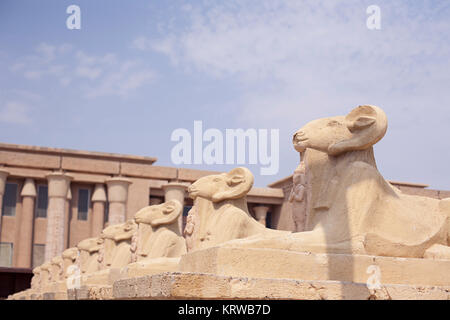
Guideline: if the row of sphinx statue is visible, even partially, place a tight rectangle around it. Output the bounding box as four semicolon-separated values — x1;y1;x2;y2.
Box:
25;105;450;297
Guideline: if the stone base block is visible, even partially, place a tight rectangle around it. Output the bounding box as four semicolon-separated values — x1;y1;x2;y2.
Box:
9;289;39;300
80;267;131;287
36;281;69;300
42;291;68;300
67;285;113;300
30;292;43;300
179;247;450;287
113;272;450;300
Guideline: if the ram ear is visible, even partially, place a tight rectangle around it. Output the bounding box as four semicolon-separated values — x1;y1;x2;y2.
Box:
211;167;254;202
347;116;376;132
113;221;136;241
150;200;182;227
328;105;387;155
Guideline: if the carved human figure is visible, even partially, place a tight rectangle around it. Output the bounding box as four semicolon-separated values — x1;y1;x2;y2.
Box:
184;207;197;252
288;161;307;232
186;167;288;251
224;105;450;259
77;237;103;274
98;219;137;269
132;199;186;260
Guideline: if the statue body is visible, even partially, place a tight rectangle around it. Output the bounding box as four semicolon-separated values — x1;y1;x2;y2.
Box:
123;200;187;278
99;220;137;269
62;247;79;279
77;238;102;274
133;199;186;261
30;267;41;292
224;105;450;259
186;167;289;252
50;256;64;282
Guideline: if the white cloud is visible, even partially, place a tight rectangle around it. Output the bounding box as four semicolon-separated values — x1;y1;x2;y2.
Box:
76;66;102;79
35;43;57;62
23;70;42;80
148;1;450;125
84;64;155;98
0;101;32;125
9;44;155;99
148;0;450;188
132;36;152;51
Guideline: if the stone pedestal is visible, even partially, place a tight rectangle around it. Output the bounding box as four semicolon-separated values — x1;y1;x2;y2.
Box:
112;272;450;300
162;182;187;234
179;247;450;287
45;172;73;261
253;206;269;226
106;177;131;225
17;179;37;268
91;184;106;236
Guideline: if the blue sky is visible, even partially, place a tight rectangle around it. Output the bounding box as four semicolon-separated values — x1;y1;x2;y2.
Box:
1;0;450;189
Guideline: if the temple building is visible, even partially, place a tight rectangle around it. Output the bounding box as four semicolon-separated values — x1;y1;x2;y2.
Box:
1;141;448;271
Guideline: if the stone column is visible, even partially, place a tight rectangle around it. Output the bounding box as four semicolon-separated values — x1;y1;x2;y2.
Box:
45;172;73;261
253;205;270;227
0;168;9;238
64;187;72;250
106;177;131;225
16;178;37;268
91;184;106;237
162;182;187;234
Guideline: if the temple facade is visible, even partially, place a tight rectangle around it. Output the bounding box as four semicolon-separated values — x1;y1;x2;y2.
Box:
0;142;284;269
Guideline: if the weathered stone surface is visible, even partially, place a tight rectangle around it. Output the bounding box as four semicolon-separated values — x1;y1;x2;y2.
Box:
67;285;113;300
61;156;120;175
120;163;177;180
179;247;450;287
177;168;220;182
42;291;68;300
113;272;450;300
0;150;60;169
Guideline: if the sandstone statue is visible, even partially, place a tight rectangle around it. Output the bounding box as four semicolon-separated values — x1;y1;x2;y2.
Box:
76;220;137;287
223;105;450;259
50;256;64;282
77;237;102;274
186;167;288;251
62;247;79;278
98;219;137;269
133;199;186;260
39;261;52;290
123;199;187;278
30;266;41;291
